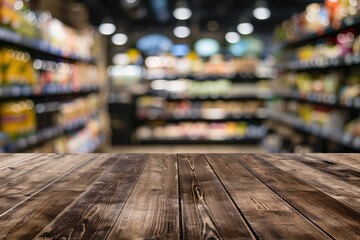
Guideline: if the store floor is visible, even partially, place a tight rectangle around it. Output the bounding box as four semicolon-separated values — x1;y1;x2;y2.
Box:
110;145;265;153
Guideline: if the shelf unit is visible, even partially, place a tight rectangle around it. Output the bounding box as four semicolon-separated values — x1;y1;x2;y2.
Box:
145;74;272;82
0;28;95;63
283;16;360;49
268;16;360;153
0;26;107;153
134;75;271;144
275;90;360;109
268;112;360;151
0;85;100;99
278;53;360;72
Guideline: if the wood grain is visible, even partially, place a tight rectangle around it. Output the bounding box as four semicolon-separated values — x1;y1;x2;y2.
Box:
0;153;359;240
205;154;331;240
261;153;360;211
178;154;255;240
0;154;95;216
0;153;44;170
0;154;60;188
233;153;360;239
0;154;116;240
37;154;149;240
316;153;360;171
295;154;360;187
107;154;179;239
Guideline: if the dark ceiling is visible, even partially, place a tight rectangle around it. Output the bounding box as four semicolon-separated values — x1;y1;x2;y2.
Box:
76;0;322;53
77;0;322;33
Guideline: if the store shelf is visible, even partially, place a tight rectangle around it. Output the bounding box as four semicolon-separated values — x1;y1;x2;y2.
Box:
4;115;92;152
142;94;272;101
275;90;360;109
0;27;95;63
279;54;360;72
283;16;360;49
145;73;273;82
136;116;267;123
0;85;100;99
269;112;360;151
136;137;264;145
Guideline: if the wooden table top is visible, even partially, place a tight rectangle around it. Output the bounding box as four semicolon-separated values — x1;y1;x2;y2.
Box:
0;153;359;239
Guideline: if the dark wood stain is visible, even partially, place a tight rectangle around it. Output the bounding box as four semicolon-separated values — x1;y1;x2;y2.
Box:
260;153;360;211
0;154;44;170
205;154;331;240
0;154;114;240
178;154;255;240
0;153;358;240
318;153;360;171
37;154;149;240
107;154;179;239
0;154;95;216
296;154;360;187
232;153;360;239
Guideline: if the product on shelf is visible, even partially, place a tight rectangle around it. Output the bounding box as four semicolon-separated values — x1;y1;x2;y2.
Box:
0;48;37;86
0;2;94;59
276;1;360;42
147;79;269;99
339;70;360;102
0;47;101;92
144;54;274;79
0;0;40;38
345;117;360;144
136;96;263;120
36;60;100;91
57;94;99;126
27;111;109;153
37;14;94;59
0;99;36;140
136;122;266;141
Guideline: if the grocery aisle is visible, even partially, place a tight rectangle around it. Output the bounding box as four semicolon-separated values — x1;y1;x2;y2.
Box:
0;0;359;153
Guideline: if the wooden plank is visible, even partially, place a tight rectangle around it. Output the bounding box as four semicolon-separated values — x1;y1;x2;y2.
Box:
0;154;62;188
294;154;360;187
316;153;360;171
107;154;179;240
35;154;149;240
0;153;44;169
178;154;255;240
261;154;360;211
0;154;96;216
0;153;118;240
205;154;331;240
233;154;360;239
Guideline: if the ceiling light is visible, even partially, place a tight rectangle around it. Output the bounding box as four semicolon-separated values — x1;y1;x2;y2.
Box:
99;19;116;35
112;33;128;45
173;0;192;20
237;22;254;35
253;0;271;20
225;32;241;44
173;25;190;38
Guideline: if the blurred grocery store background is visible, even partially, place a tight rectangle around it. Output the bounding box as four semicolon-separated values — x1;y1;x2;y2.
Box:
0;0;359;153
